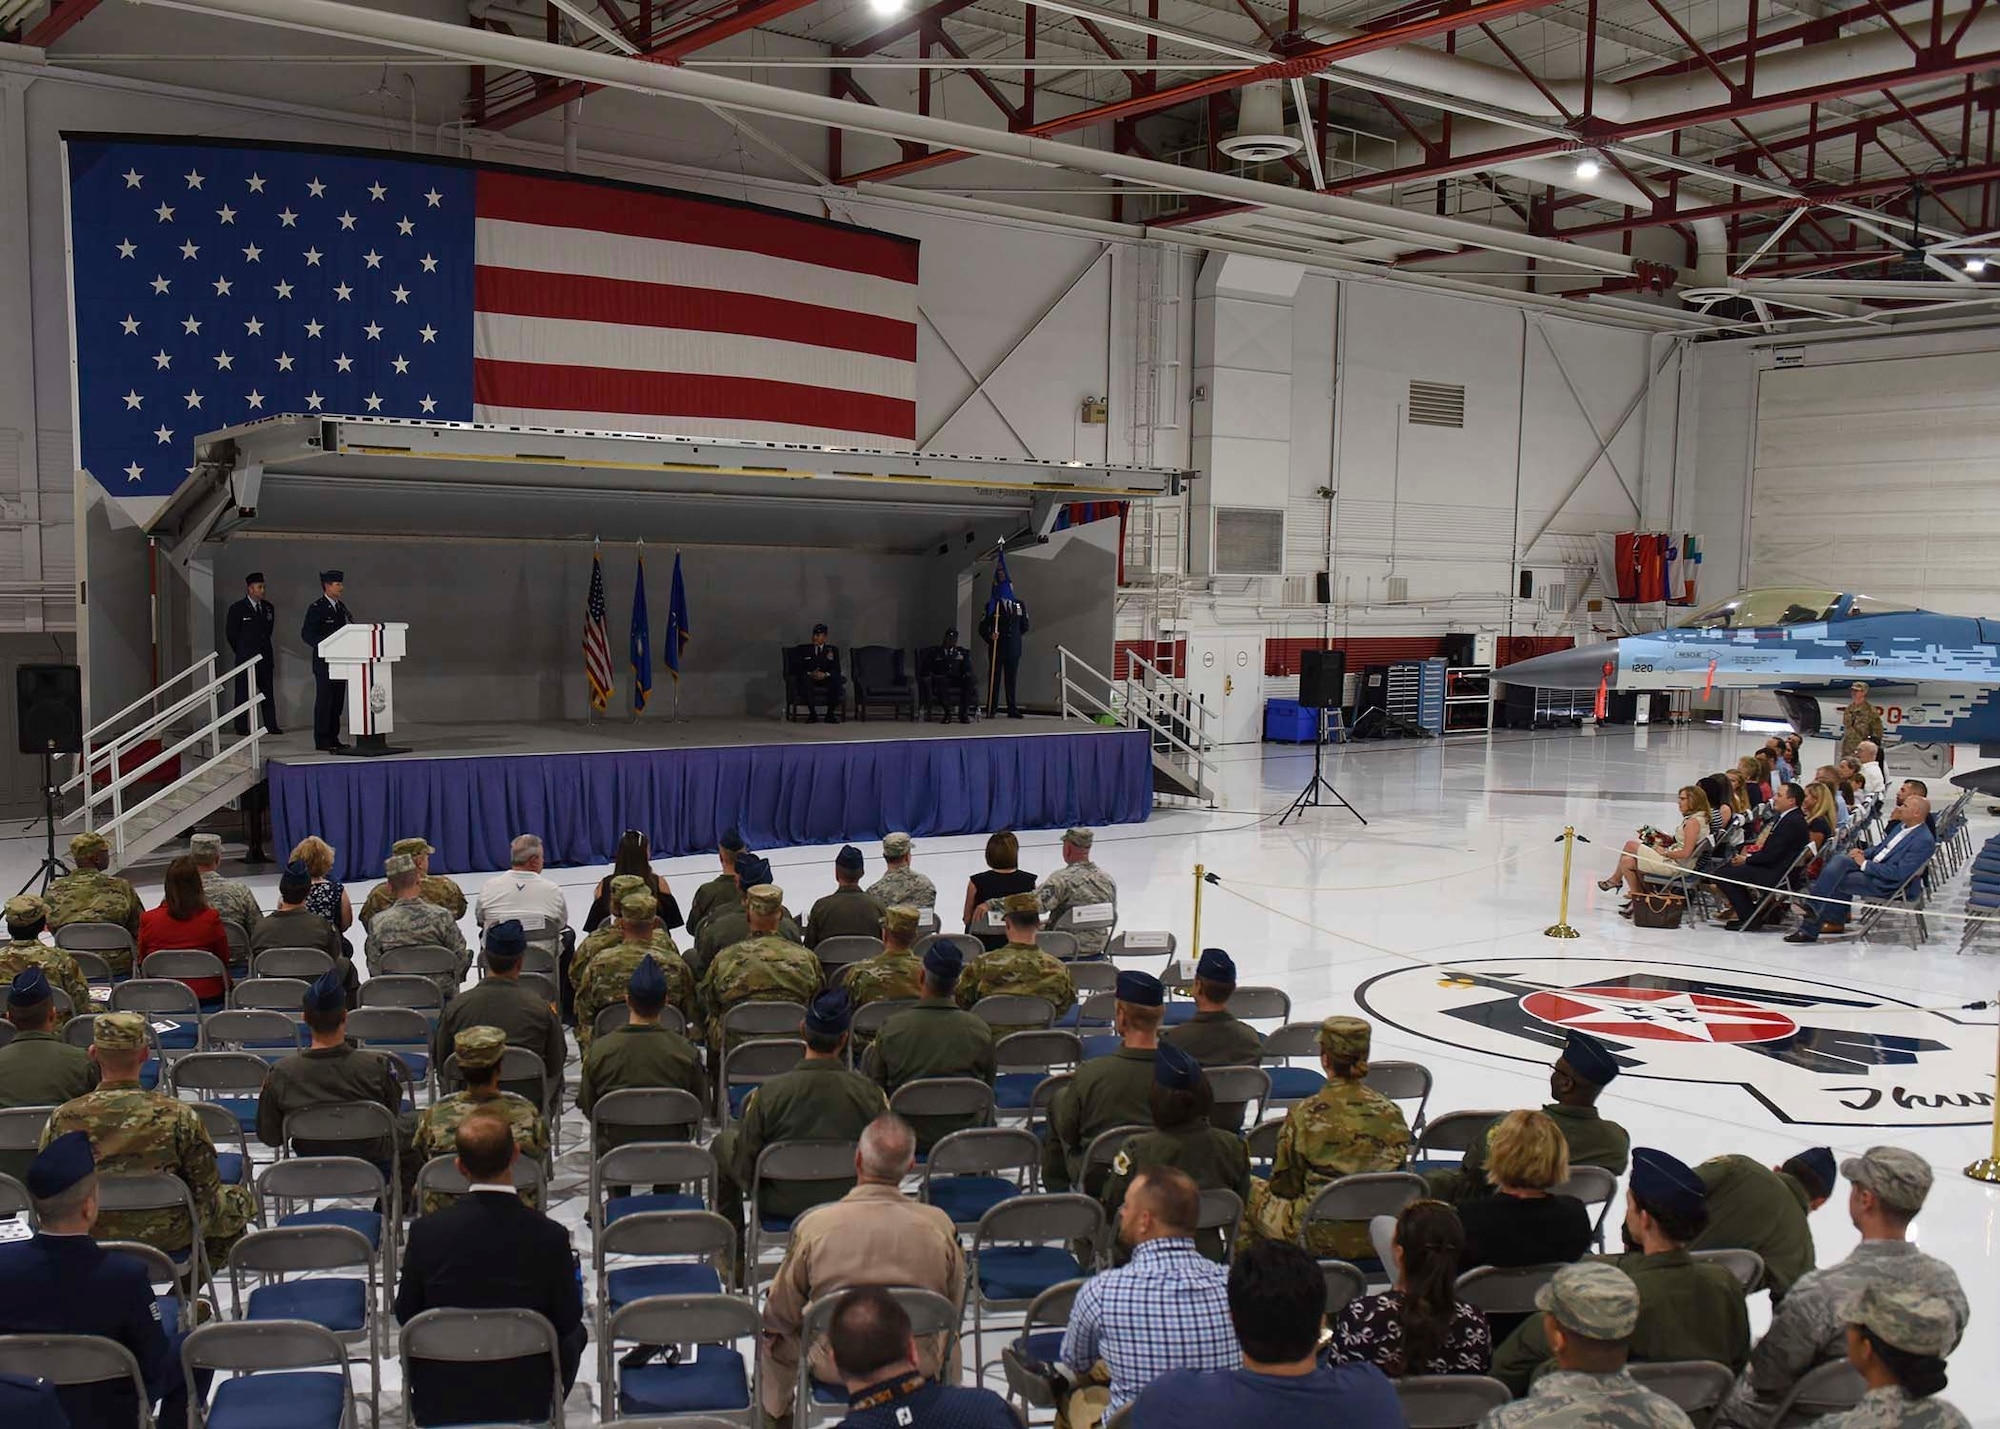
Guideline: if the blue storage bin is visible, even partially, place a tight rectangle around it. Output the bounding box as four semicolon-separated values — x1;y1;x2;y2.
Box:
1265;699;1319;743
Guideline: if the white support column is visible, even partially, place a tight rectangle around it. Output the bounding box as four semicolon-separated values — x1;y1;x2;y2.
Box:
1189;253;1302;577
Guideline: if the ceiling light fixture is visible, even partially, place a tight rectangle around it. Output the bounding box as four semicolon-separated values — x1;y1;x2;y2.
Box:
1967;258;1988;275
1573;154;1602;181
867;0;905;15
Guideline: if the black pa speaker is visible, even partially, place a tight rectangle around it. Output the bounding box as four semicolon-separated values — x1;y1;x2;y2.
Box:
17;664;82;755
1298;649;1347;710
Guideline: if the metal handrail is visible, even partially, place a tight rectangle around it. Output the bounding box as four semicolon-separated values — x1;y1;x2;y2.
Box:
61;656;263;798
1122;649;1212;745
80;653;219;745
86;699;262;838
1057;647;1217;782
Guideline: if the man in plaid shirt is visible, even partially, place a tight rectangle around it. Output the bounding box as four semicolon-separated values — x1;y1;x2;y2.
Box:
1058;1166;1239;1428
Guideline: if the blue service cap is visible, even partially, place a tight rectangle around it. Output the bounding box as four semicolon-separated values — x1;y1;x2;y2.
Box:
1630;1147;1707;1220
923;940;965;981
835;845;864;870
1792;1147;1837;1197
805;987;853;1035
735;854;773;889
812;623;829;636
1154;1042;1202;1090
284;859;311;879
6;966;50;1008
1115;970;1164;1006
485;919;527;958
1561;1030;1621;1086
1195;948;1236;985
720;827;748;853
26;1131;95;1200
303;968;346;1014
628;954;667;1002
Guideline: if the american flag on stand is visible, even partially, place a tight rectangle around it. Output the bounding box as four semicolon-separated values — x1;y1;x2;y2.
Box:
583;547;614;711
64;137;921;501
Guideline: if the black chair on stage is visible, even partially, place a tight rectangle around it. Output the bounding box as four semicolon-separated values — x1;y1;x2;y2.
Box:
851;646;916;721
782;644;844;722
916;646;978;723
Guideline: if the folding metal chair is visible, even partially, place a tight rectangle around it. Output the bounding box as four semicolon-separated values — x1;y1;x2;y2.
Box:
1321;1259;1368;1315
55;920;137;969
1297;1171;1427;1273
0;1106;54;1166
227;1225;381;1424
1033;930;1080;961
168;1052;270;1143
1065;962;1119;1003
253;947;336;980
846;999;912;1058
920;1126;1040;1229
888;1076;997;1153
594;1211;736;1390
1080;1124;1148;1190
1691;1246;1766;1291
98;1171;206;1287
1260;1021;1328;1107
64;948;117;984
745;1140;861;1277
590;1085;705;1160
0;1170;34;1226
400;1307;566;1428
721;1000;811;1049
200;1009;302;1062
720;1037;806;1127
1055;990;1114;1038
814;935;882;970
1395;1374;1513;1429
357;974;445;1021
109;978;201;1054
1026;1073;1070;1138
1363;1059;1434;1142
378;944;461;983
593;1142;715;1233
1104;930;1174;960
281;1103;402;1218
414;1154;548;1214
258;1156;396;1304
1196;1187;1243;1258
593;1003;631;1042
605;1294;760;1426
1555;1164;1619;1250
0;1333;155;1427
103;1239;192;1334
344;1006;436;1100
138;950;230;1004
1246;1117;1283;1177
1410;1109;1507;1170
970;994;1056;1032
913;932;982;963
229;977;311;1014
1455;1262;1566;1316
1206;1064;1271;1128
1771;1359;1866;1427
795;1288;958;1427
1224;986;1290;1022
993;1030;1081;1121
1628;1360;1738;1429
1000;1277;1083;1419
968;1194;1104;1380
223;923;253;979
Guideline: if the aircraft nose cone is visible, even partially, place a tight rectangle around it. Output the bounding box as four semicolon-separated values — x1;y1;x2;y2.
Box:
1497;645;1617;689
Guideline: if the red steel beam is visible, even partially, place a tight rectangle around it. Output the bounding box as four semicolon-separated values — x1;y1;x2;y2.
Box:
20;0;104;45
837;0;1573;184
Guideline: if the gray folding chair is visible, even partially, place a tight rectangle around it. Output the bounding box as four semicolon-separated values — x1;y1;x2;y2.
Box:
1196;1187;1243;1257
795;1288;958;1427
1225;986;1291;1022
167;1051;271;1137
1455;1262;1566;1315
138;949;229;993
993;1030;1081;1123
1691;1246;1766;1291
589;1085;705;1159
201;1009;302;1059
98;1171;205;1285
1105;930;1174;959
1320;1258;1368;1315
593;1211;735;1390
182;1316;359;1429
0;1333;154;1427
888;1077;996;1147
721;1000;811;1046
414;1153;548;1214
591;1141;715;1235
0;1106;54;1163
1772;1359;1866;1427
814;935;882;969
593;1003;633;1042
226;1224;381;1424
913;932;982;963
848;998;912;1048
1206;1064;1271;1127
1411;1109;1507;1165
222;923;253;975
400;1307;566;1428
65;948;117;984
999;1277;1082;1415
721;1037;807;1128
920;1127;1040;1229
1363;1059;1434;1142
229;977;311;1013
109;979;201;1059
0;1170;34;1226
605;1294;760;1426
281;1102;402;1215
1555;1164;1619;1249
1028;1073;1071;1137
379;944;461;982
1396;1374;1514;1429
185;1101;257;1198
257;1155;396;1303
1246;1116;1283;1174
344;1006;435;1100
103;1239;192;1333
1298;1171;1427;1268
1260;1021;1328;1108
969;1194;1103;1382
56;920;137;965
1629;1360;1738;1428
1067;962;1118;998
970;994;1056;1031
357;975;445;1019
1034;930;1080;961
253;947;335;980
1081;1124;1148;1187
746;1139;861;1277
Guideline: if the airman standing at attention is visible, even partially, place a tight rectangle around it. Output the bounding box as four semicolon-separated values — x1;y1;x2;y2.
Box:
1841;682;1886;759
1242;1015;1410;1262
44;832;143;959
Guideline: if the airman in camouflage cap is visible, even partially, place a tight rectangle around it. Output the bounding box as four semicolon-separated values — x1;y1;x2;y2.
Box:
573;895;696;1052
454;1025;508;1072
69;832;110;862
1841;1146;1933;1214
882;832;913;858
189;833;224;858
882;904;920;938
358;836;467;927
1538;1261;1644;1341
867;837;937;910
620;889;659;923
93;1010;149;1050
46;832;143;962
5;893;47;926
393;837;435;858
1842;1282;1958;1357
837;905;924;1022
745;884;786;916
0;894;89;1029
699;902;824;1057
383;853;417;878
1318;1014;1372;1063
1036;827;1116;956
955;900;1077;1033
1002;892;1040;919
571;874;670;987
1063;827;1094;849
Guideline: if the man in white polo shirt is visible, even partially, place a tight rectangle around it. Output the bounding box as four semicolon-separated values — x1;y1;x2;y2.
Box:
475;834;569;934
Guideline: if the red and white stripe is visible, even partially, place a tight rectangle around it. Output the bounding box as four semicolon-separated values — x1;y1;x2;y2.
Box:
472;172;919;449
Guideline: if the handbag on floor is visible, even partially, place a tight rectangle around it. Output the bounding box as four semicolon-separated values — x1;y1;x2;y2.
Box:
1629;890;1685;928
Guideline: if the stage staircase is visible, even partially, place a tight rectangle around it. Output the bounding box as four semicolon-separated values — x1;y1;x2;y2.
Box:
58;654;267;871
1057;645;1217;806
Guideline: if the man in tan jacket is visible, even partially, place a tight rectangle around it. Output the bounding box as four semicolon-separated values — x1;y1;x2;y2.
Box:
758;1114;965;1419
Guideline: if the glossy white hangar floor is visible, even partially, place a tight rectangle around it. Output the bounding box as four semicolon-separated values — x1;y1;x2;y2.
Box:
7;722;1992;1425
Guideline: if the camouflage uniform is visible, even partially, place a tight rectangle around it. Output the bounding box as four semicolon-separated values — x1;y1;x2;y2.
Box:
45;837;143;959
866;866;937;911
363;894;470;980
1691;1155;1819;1298
576;945;697;1053
1035;844;1117;958
199;868;265;938
1243;1017;1409;1262
1480;1371;1696;1429
572;875;674;978
411;1090;549;1213
954;942;1076;1029
1813;1388;1971;1429
358;873;467;928
0;938;91;1031
693;905;803;975
1841;699;1886;758
702;936;824;1051
839;949;924;1012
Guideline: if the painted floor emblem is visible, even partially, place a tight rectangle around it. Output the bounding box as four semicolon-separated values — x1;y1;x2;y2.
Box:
1521;986;1799;1045
1357;957;1994;1127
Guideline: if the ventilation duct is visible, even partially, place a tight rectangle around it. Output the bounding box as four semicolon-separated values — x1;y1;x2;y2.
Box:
1219;82;1303;162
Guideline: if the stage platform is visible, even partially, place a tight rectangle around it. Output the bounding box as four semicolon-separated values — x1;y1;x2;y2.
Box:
263;714;1153;883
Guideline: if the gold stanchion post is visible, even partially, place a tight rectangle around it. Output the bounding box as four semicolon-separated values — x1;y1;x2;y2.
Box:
1967;1006;2000;1184
1192;863;1206;954
1545;827;1581;939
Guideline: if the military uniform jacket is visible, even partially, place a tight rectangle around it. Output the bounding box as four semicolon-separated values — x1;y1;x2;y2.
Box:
363;897;469;975
694;906;803;973
359;874;468;928
1102;1122;1251;1259
1811;1387;1971;1429
0;942;90;1029
1480;1369;1695;1429
1492;1249;1750;1395
200;869;265;937
1164;1010;1264;1067
806;886;886;946
256;1045;405;1160
1050;1045;1155;1171
955;942;1077;1026
432;978;566;1099
46;1080;243;1252
251;906;347;964
1035;860;1117;957
574;943;698;1053
1692;1155;1816;1296
0;1033;95;1182
838;952;924;1011
700;937;824;1045
731;1059;887;1219
577;1022;709;1147
573;923;678;984
0;1232;183;1428
301;594;350;659
803;643;842;683
226;594;276;659
862;998;996;1149
44;868;143;942
866;867;937;910
685;874;739;938
1841;701;1886;757
412;1091;548;1212
1716;1241;1969;1429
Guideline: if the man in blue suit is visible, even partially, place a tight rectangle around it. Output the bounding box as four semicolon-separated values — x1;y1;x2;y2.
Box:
1786;793;1937;943
0;1132;185;1427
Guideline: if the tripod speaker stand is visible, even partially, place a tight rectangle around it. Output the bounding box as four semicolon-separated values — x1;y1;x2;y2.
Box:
20;751;68;895
1278;709;1366;826
1279;649;1365;826
16;663;81;895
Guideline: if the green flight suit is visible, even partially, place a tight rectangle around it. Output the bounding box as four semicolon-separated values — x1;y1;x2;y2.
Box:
1691;1155;1818;1298
685;873;741;940
1430;1101;1631;1203
1162;1010;1265;1129
0;1031;97;1181
712;1057;886;1232
1492;1248;1751;1395
805;886;886;947
576;1021;710;1155
1100;1122;1251;1262
1045;1044;1155;1194
861;998;997;1151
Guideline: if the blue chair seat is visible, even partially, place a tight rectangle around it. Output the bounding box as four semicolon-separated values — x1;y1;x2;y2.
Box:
1053;1007;1108;1032
1265;1066;1325;1099
606;1192;704;1223
205;1369;347;1429
215;1097;261;1133
1160;1003;1197;1026
216;1152;246;1185
386;1051;429;1079
1015;1329;1064;1365
812;1377;845;1404
199;996;228;1015
619;1345;749;1416
278;1208;382;1250
728;1083;756;1117
247;1278;368;1333
993;1073;1042;1110
140;1058;163;1090
155;1294;182;1330
155;1022;198;1050
757;1212;796;1233
1080;1035;1120;1060
978;1245;1085;1301
606;1262;722;1310
926;1176;1021;1224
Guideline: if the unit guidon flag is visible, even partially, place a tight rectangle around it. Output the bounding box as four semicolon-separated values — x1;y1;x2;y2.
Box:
64;136;921;500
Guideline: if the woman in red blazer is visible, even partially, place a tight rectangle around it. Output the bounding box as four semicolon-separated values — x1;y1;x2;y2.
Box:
137;855;232;1003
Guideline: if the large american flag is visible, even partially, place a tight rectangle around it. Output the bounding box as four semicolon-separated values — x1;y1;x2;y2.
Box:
583;548;614;711
65;137;921;501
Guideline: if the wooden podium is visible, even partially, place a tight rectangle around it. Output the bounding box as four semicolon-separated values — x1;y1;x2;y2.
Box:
318;622;409;756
